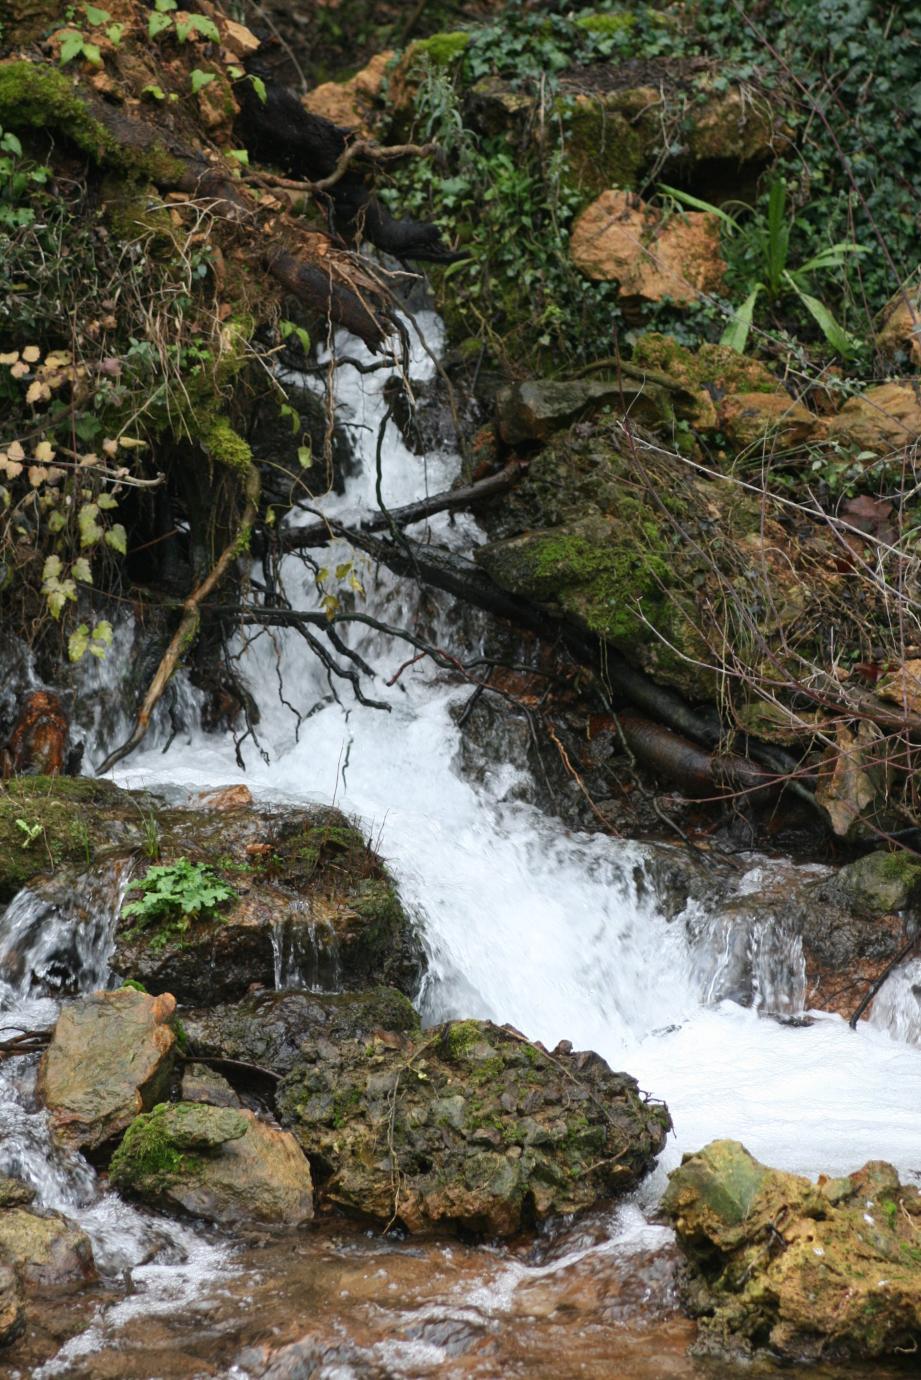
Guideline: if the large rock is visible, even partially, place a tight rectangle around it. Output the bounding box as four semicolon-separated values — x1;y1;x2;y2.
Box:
112;806;423;1005
277;1018;669;1237
496;378;670;446
0;1264;23;1347
183;987;420;1077
817;849;921;918
662;1139;921;1363
570;189;725;310
37;987;177;1153
825;381;921;452
109;1103;313;1228
0;1209;95;1287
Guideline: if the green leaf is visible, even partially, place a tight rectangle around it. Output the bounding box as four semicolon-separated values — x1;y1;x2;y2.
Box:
783;272;860;357
81;41;102;65
227;64;243;80
297;444;312;469
68;624;90;662
190;68;216;93
78;502;103;547
177;14;219;42
72;556;93;583
227;148;249;165
105;523;128;554
249;74;267;104
42;553;62;582
59;30;85;63
96;491;118;510
658;183;739;231
142;83;166;100
84;3;110;21
720;285;762;353
105;22;123;46
92;619;113;647
148;10;173;38
1;132;22;157
796;243;869;275
154;0;177;10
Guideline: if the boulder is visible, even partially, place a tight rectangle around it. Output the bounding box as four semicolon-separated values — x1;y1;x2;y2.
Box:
718;390;818;449
0;1209;95;1287
277;1018;669;1237
0;1264;23;1347
0;1177;35;1210
37;987;177;1153
662;1139;921;1363
109;1102;313;1229
825;381;921;452
817;849;921;919
875;281;921;366
302;51;393;133
180;1062;240;1108
569;189;725;311
496;378;670;446
112;807;423;1005
182;987;420;1077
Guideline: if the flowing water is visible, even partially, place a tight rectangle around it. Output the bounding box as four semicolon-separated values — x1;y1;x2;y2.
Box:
4;311;921;1376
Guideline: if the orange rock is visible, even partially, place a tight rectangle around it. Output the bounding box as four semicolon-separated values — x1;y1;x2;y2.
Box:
719;390;819;448
221;17;260;57
875;282;921;366
303;51;394;134
569;189;725;308
2;690;68;777
195;783;254;810
825;381;921;452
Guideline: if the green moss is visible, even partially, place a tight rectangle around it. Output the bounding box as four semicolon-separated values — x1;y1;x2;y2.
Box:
632;333;780;399
351;878;404;942
109;1104;189;1194
562;97;646;199
442;1020;485;1060
199;415;253;474
407;31;470;68
0;61;185;183
0;775;130;903
573;11;635;37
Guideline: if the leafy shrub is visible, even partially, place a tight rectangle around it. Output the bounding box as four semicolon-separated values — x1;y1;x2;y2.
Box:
121;859;236;946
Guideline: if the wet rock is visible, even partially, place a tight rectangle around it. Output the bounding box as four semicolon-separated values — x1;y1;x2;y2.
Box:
110;1102;313;1228
277;1018;669;1237
0;1263;23;1347
180;1062;240;1108
183;986;420;1077
0;1209;95;1287
193;784;253;811
496;378;669;446
37;987;177;1153
0;775;131;905
569;189;725;310
816;849;921;919
112;806;423;1005
662;1139;921;1363
0;1177;35;1210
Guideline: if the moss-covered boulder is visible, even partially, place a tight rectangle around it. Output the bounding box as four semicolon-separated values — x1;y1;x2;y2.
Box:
109;1102;313;1228
0;1264;23;1348
0;777;133;906
182;987;420;1077
277;1018;669;1237
496;377;671;446
662;1139;921;1363
112;803;423;1005
37;987;178;1154
817;850;921;919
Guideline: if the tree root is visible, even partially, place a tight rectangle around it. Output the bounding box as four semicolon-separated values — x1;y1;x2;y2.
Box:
95;458;260;776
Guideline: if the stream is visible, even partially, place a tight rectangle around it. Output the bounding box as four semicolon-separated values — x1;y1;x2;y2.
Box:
3;311;921;1377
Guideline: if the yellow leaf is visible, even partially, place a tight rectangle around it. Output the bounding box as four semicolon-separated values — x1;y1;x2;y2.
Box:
117;435;147;449
79;452;100;467
10;361;29;378
7;441;25;462
26;380;51;404
0;457;23;480
28;465;48;487
43;351;72;369
22;345;40;363
101;438;119;457
0;352;19;365
33;440;55;463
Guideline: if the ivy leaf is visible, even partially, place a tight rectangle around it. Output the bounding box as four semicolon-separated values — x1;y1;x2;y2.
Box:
59;31;85;63
83;4;110;23
78;502;103;547
92;619;113;647
81;42;102;65
297;445;312;469
142;84;166;101
72;556;93;583
97;492;119;510
249;74;267;103
106;23;124;46
42;554;62;582
148;11;173;38
105;523;128;554
190;69;216;93
68;624;90;662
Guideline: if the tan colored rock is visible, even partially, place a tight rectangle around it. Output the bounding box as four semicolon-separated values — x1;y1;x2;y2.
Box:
194;784;253;810
303;52;394;134
719;390;818;448
826;381;921;451
111;1103;313;1228
38;987;177;1152
0;1210;95;1287
221;17;260;57
876;282;921;366
686;86;787;164
570;190;725;308
0;1264;23;1346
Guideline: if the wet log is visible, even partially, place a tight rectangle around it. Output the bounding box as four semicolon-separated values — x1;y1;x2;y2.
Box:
615;710;783;801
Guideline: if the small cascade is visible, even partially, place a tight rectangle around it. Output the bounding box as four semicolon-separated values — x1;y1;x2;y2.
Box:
0;862;129;998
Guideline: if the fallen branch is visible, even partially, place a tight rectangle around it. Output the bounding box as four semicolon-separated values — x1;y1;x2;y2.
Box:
244;140;438;197
848;931;918;1029
278;460;526;551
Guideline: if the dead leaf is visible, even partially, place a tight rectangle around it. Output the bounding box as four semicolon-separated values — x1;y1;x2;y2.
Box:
816;721;881;836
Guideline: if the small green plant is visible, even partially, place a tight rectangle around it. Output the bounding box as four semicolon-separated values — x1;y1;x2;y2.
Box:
121;859;236;946
660;178;867;356
14;817;42;848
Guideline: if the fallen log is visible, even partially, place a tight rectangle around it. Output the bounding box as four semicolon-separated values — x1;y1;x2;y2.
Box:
615;710;784;801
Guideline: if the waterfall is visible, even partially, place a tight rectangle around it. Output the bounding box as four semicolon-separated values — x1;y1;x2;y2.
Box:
110;311;921;1192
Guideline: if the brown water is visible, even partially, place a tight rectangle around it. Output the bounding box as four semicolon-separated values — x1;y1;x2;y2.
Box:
8;1212;915;1380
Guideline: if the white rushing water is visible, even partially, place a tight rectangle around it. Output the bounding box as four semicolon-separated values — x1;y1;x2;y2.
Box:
96;309;921;1202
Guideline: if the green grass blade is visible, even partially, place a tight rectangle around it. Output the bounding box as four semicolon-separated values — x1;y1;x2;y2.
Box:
720;285;762;353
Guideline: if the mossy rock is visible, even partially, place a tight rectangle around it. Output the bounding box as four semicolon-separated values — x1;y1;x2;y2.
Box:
819;850;921;918
182;986;420;1076
277;1018;669;1237
0;776;137;904
662;1140;921;1363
